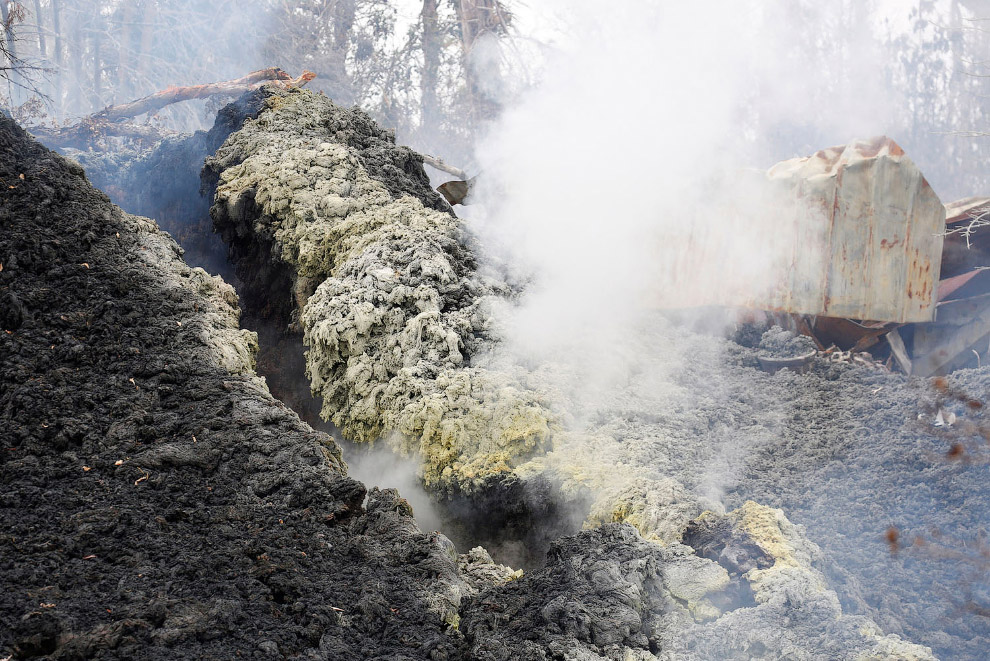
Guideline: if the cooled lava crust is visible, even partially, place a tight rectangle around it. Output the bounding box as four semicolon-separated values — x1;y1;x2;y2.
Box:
0;109;475;660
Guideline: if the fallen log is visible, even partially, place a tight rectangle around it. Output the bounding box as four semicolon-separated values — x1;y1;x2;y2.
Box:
29;68;316;150
96;67;314;123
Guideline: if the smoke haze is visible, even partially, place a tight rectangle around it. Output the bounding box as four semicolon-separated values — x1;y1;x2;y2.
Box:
472;0;906;330
464;0;928;508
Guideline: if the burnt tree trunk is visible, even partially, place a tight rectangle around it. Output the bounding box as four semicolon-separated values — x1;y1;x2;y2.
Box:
51;0;62;116
115;2;134;101
1;1;20;104
332;0;354;52
68;6;84;112
1;2;16;61
136;0;156;90
32;0;44;58
421;0;440;124
330;0;355;101
91;24;101;109
452;0;506;123
51;0;61;116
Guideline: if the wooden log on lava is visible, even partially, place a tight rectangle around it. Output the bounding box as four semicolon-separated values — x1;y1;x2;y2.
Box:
422;154;468;180
95;68;314;122
29;68;316;150
422;154;475;206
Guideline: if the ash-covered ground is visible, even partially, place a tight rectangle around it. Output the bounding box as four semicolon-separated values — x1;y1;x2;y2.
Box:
537;317;990;658
3;86;984;659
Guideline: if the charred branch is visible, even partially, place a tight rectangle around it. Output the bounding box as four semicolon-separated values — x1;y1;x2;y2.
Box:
28;118;174;149
93;67;313;123
27;68;316;149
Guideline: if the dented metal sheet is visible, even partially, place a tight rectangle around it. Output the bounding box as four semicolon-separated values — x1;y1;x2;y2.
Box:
763;137;945;322
654;137;945;323
941;196;990;278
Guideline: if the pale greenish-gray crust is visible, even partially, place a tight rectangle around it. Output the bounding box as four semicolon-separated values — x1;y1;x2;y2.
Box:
209;88;557;493
120;212;259;377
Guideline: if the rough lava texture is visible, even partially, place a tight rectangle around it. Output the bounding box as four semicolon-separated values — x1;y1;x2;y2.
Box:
756;325;817;358
543;319;990;658
461;519;933;661
207;87;558;495
0;111;482;660
203;86;947;658
2;95;932;661
60;89;272;282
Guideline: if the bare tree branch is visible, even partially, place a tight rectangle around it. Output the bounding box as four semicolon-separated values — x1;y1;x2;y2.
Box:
28;68;316;150
94;67;313;123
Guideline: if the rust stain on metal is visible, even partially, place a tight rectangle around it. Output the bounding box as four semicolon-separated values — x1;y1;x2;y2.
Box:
652;136;944;324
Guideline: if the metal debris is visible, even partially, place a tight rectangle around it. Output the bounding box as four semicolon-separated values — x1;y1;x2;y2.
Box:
660;137;946;324
716;142;990;377
437;177;476;206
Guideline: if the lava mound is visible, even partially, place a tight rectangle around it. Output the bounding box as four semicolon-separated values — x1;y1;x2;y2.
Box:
0;95;941;660
0;110;475;659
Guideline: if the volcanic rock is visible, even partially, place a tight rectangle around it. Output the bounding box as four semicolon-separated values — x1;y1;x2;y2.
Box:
207;86;557;497
5;91;932;661
756;325;817;360
0;110;475;659
200;86;946;659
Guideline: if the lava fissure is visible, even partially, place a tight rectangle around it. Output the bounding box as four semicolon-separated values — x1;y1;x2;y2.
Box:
2;86;961;660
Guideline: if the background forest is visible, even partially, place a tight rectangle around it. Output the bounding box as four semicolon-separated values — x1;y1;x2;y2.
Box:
1;0;990;200
0;0;520;174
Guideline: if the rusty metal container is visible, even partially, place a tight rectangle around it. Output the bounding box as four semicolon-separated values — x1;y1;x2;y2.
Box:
654;137;945;324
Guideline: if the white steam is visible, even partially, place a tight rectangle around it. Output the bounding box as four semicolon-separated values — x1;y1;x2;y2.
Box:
344;441;444;533
473;0;903;340
467;0;912;503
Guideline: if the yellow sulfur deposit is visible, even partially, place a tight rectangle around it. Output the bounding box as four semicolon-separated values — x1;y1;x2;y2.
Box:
211;88;557;494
